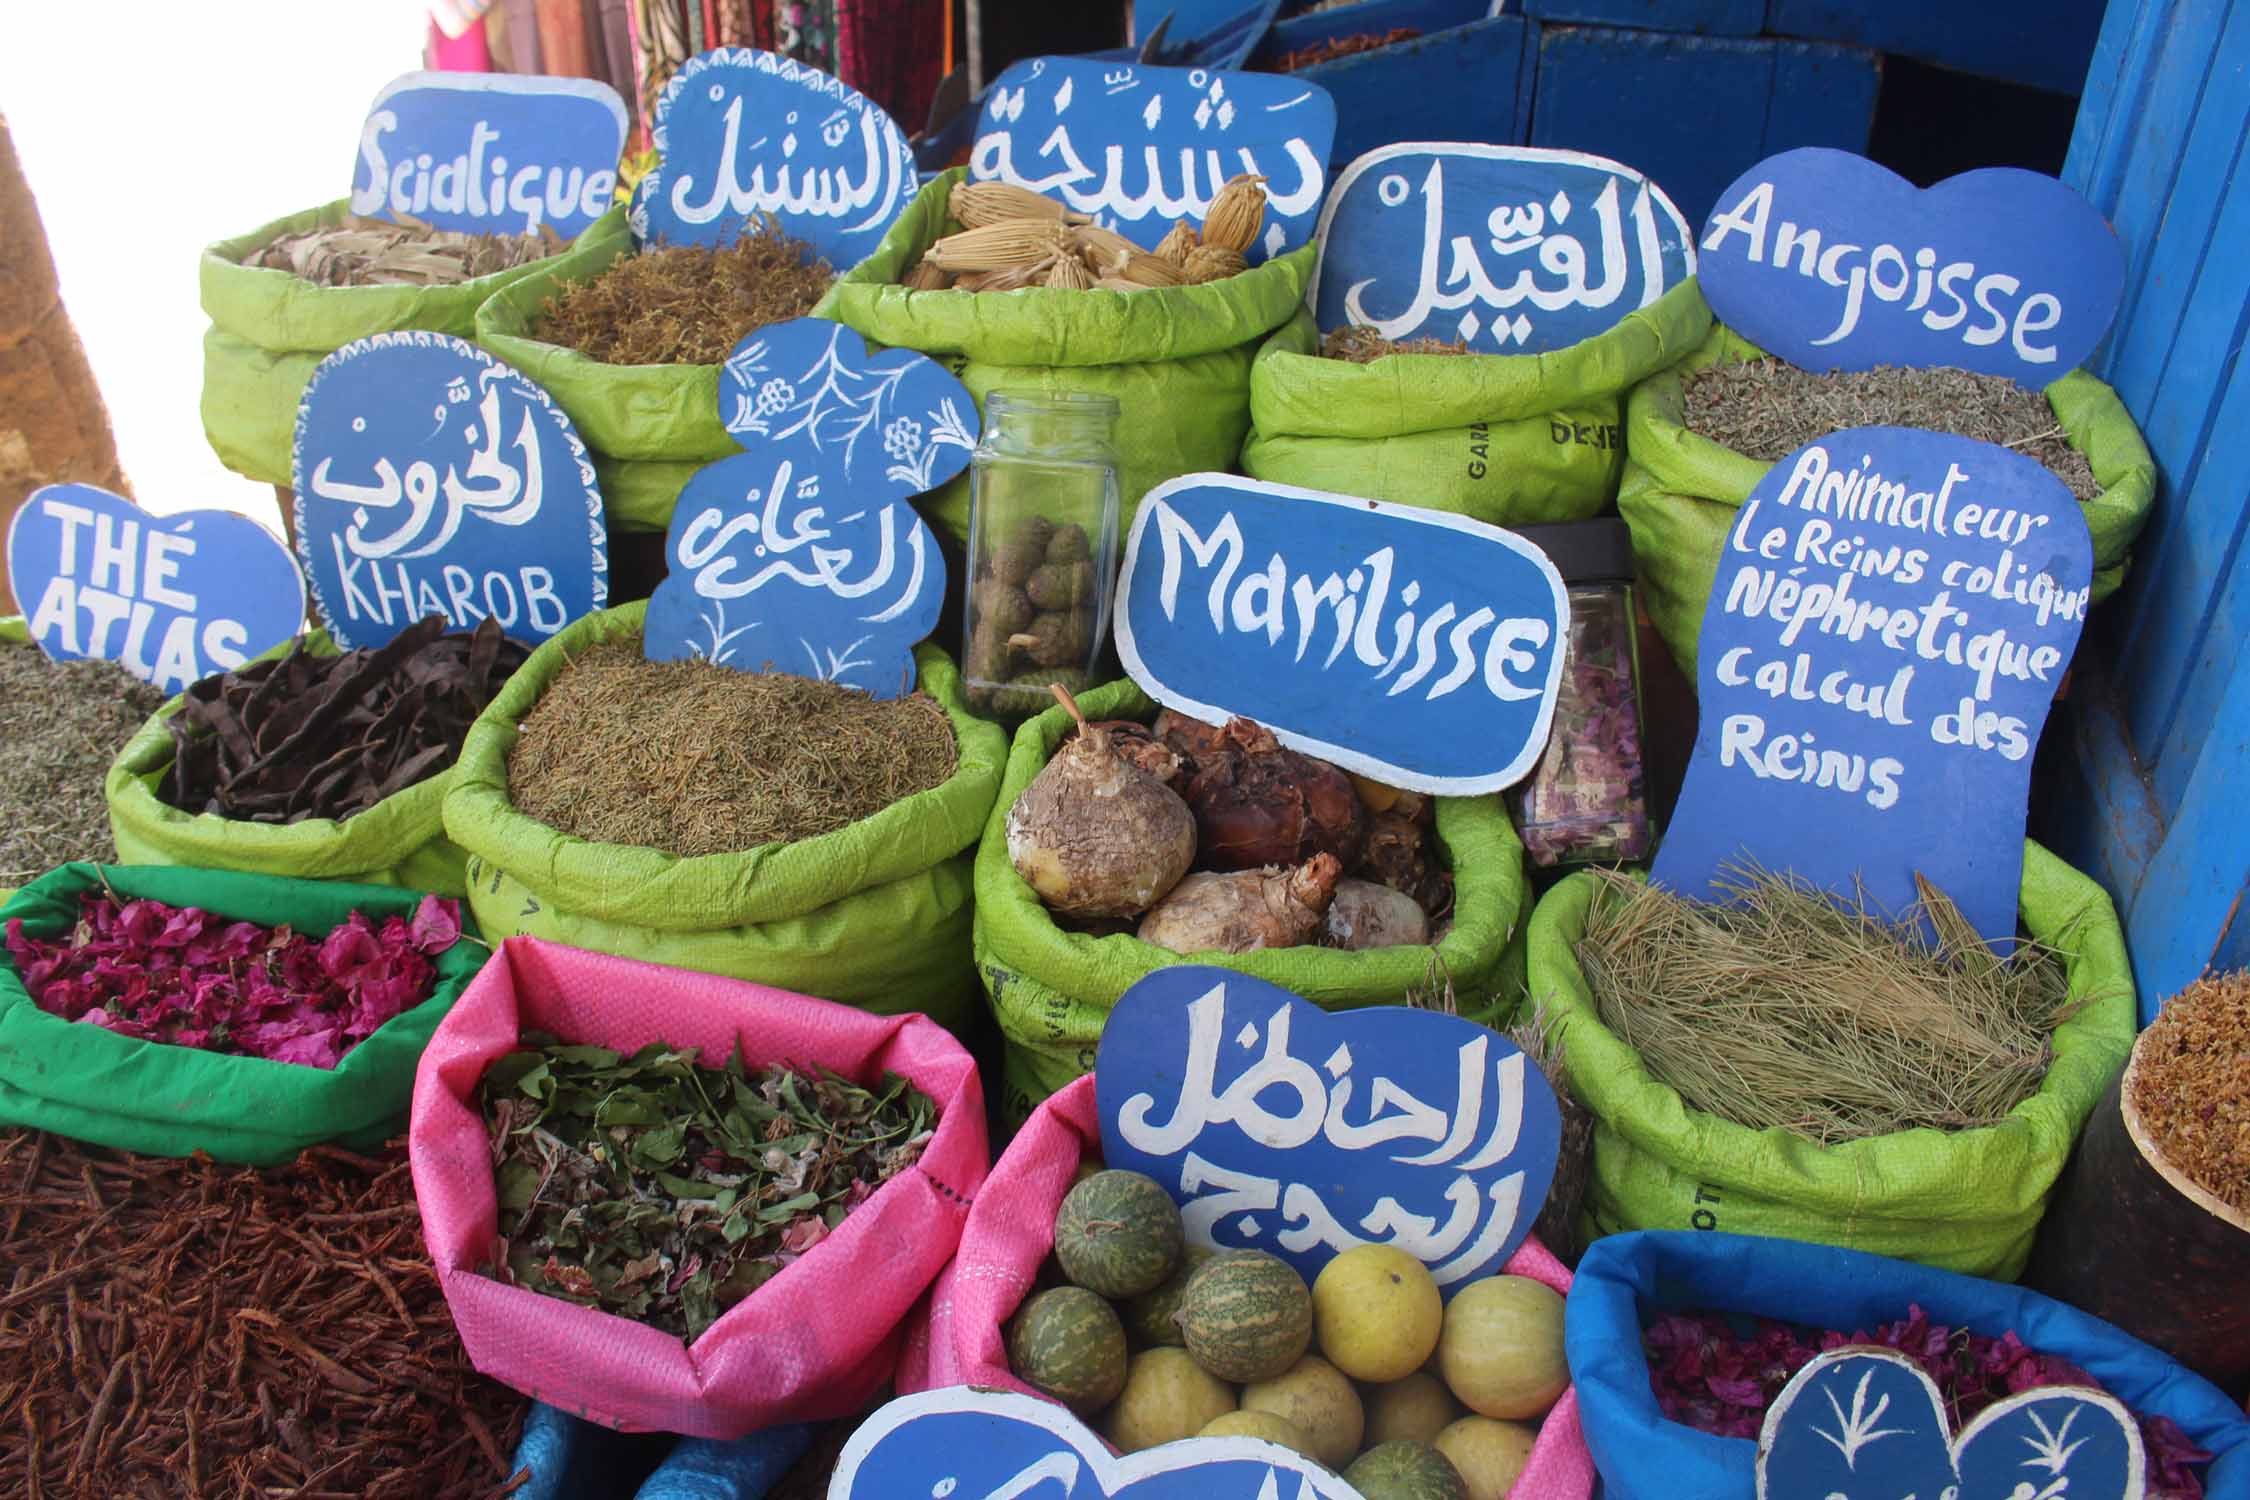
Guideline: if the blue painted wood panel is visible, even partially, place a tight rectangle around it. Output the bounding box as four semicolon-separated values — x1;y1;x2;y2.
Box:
1521;0;1764;36
1765;0;2106;95
1257;0;1492;60
1292;15;1533;170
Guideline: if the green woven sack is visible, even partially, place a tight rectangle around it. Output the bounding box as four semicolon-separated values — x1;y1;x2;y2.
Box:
821;168;1316;547
199;201;630;487
1527;840;2136;1281
439;601;1007;1030
105;630;473;896
975;678;1531;1125
1241;282;1712;524
0;862;486;1164
1618;300;2158;676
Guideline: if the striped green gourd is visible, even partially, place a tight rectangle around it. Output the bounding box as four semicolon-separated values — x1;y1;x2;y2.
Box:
1177;1250;1313;1383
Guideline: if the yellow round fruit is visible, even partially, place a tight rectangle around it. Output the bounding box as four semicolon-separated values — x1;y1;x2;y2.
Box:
1312;1245;1443;1382
1437;1276;1568;1420
1434;1416;1538;1500
1363;1371;1464;1447
1197;1409;1320;1460
1105;1347;1237;1453
1241;1354;1365;1470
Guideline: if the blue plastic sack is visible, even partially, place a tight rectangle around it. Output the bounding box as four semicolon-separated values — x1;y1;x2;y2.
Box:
509;1404;815;1500
1567;1231;2250;1500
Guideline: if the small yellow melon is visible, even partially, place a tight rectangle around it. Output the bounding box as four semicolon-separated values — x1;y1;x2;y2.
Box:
1434;1416;1538;1500
1312;1245;1443;1382
1105;1347;1236;1453
1364;1371;1465;1447
1437;1276;1568;1421
1197;1409;1321;1460
1241;1354;1365;1469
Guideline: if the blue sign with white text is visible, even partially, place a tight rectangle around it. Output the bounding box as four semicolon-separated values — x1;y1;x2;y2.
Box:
1653;428;2093;947
632;49;917;263
1116;475;1568;796
293;332;608;651
1314;144;1696;353
971;57;1337;260
350;72;627;240
1097;968;1561;1295
642;319;967;697
8;485;305;694
1698;148;2125;387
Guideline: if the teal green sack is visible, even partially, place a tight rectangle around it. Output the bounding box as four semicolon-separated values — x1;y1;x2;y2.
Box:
0;862;486;1164
439;601;1007;1030
1241;282;1712;524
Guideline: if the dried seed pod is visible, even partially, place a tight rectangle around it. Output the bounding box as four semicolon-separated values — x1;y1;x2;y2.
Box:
1094;275;1147;292
950;180;1083;228
1068;222;1141;265
961;255;1059;292
1009;610;1092;667
1026;560;1096;610
924;220;1072;273
1182;243;1249;284
1153;221;1200;265
902;257;952;291
1202;173;1269;255
1116;251;1186;288
973;576;1037;636
1044;253;1096;290
1046;523;1091;564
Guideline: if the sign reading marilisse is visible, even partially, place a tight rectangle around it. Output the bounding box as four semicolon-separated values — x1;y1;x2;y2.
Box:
1653;427;2093;946
350;72;627;240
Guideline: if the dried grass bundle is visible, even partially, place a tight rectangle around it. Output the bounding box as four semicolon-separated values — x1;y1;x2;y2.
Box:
535;217;834;365
243;214;559;288
1321;325;1473;363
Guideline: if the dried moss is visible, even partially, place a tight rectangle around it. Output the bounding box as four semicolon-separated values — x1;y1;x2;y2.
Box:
0;650;166;886
2132;971;2250;1216
535;219;836;365
1321;325;1473;363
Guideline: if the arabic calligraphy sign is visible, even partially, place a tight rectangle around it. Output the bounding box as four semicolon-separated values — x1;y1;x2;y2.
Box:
1698;148;2126;387
832;1388;1368;1500
970;57;1338;261
642;318;967;697
1652;428;2091;948
8;484;306;694
1115;475;1569;797
292;332;609;652
632;48;917;262
1312;143;1695;353
1757;1349;2144;1500
1097;968;1561;1295
349;71;628;241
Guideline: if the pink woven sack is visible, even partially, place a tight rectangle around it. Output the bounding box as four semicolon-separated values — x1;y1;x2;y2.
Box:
899;1075;1596;1500
412;936;988;1438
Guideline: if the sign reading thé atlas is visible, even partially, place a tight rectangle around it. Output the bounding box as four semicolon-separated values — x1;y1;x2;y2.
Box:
1116;475;1567;797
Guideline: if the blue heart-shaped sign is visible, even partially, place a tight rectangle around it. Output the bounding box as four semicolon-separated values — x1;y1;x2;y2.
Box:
831;1389;1367;1500
1758;1349;2145;1500
1097;967;1561;1295
8;483;305;694
1698;148;2124;387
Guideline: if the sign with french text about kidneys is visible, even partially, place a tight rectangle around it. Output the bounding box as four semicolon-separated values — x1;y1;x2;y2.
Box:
1757;1349;2144;1500
1652;427;2093;948
1698;148;2126;387
1096;968;1561;1295
641;319;967;698
8;485;305;695
832;1388;1369;1500
349;71;627;240
1312;143;1696;353
971;57;1337;261
292;332;608;652
1115;474;1569;796
631;49;917;263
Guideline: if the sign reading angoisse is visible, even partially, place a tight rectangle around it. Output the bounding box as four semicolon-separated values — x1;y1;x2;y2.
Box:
9;485;305;695
1652;427;2093;947
632;48;917;264
293;332;608;652
1313;143;1695;353
1116;475;1568;796
1697;148;2125;386
971;57;1337;261
1097;967;1561;1295
350;72;628;240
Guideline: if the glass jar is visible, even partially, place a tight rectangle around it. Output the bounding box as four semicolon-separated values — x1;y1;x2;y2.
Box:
962;390;1123;721
1507;519;1654;867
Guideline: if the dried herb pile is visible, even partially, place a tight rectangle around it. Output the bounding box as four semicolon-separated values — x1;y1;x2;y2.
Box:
244;214;560;288
507;634;957;857
161;615;528;825
1321;324;1473;363
8;892;460;1069
1270;28;1420;71
1575;867;2075;1143
536;218;834;365
0;1132;529;1500
481;1035;939;1341
0;649;164;886
1681;359;2101;502
2131;970;2250;1216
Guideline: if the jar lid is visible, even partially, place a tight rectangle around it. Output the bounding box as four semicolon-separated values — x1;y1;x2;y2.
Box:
1506;517;1634;586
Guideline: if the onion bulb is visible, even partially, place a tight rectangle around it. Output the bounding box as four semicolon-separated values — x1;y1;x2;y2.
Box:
1322;878;1430;950
1137;853;1343;954
1007;686;1197;918
1154;713;1368;871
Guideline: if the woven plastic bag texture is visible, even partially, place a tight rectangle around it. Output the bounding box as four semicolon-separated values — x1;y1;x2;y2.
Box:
1568;1230;2250;1500
1617;301;2158;676
440;601;1006;1029
0;861;485;1163
974;678;1530;1124
200;201;629;486
900;1074;1596;1500
1241;282;1711;525
820;168;1315;548
410;935;989;1438
105;628;473;896
1529;840;2136;1281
